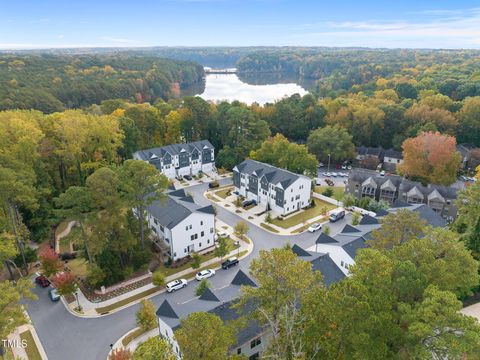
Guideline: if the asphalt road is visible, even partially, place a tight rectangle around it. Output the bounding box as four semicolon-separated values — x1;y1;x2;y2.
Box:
26;178;350;360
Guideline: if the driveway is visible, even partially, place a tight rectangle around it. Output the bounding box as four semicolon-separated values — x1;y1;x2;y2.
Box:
25;177;351;360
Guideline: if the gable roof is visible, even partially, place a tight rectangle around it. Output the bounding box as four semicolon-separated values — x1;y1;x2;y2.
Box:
133;140;214;161
384;148;403;159
233;159;306;189
310;253;347;286
375;208;389;217
316;232;338;244
291;244;312;257
231;270;257;287
341;224;361;233
342;237;367;259
199;287;220;302
156;300;178;319
359;214;379;225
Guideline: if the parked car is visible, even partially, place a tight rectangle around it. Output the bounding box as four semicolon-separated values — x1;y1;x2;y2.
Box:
347;165;352;170
325;179;334;186
208;181;220;189
35;274;50;288
331;172;338;177
48;288;61;301
380;170;385;177
195;269;216;281
215;230;230;240
341;165;347;170
166;279;188;293
242;199;256;208
325;172;331;177
318;162;325;168
221;257;239;269
308;223;322;233
183;175;193;181
329;209;346;222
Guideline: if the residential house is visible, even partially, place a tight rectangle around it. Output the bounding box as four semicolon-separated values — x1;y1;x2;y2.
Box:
356;146;384;162
457;143;478;170
383;148;404;172
133;140;215;179
345;169;461;220
232;159;311;216
146;188;215;261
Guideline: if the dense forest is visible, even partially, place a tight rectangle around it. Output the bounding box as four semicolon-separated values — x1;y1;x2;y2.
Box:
0;53;204;113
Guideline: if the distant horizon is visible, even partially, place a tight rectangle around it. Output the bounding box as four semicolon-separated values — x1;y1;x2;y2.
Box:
2;1;480;50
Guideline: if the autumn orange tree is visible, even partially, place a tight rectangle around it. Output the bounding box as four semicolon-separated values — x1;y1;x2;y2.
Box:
51;271;77;297
398;131;461;185
39;247;62;277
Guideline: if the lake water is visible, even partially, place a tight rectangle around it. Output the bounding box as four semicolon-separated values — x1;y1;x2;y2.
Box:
185;73;309;105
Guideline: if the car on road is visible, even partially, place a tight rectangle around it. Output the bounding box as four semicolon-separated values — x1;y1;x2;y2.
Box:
380;170;385;177
35;274;50;288
48;288;61;301
331;172;338;177
183;175;193;181
166;279;188;293
308;223;322;232
208;181;220;189
325;172;331;177
195;269;216;281
329;209;346;222
221;257;239;269
325;179;334;186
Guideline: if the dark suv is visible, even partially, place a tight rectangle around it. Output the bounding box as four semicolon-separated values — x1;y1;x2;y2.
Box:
221;257;239;269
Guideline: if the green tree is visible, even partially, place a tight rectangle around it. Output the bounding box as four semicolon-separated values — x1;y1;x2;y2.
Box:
368;209;427;250
351;212;360;226
234;221;249;241
190;252;201;270
136;299;157;331
175;312;236;360
239;248;323;358
0;279;36;342
214;236;229;261
307;125;355;163
250;134;317;176
195;279;211;296
152;270;166;287
119;160;169;250
133;337;176;360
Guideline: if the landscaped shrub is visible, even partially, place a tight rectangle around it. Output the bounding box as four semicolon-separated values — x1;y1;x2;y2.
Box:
195;279;211;296
322;188;334;197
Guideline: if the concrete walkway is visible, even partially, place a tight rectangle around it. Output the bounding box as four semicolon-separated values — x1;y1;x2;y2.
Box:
55;220;77;253
461;302;480;322
63;220;254;318
206;188;343;235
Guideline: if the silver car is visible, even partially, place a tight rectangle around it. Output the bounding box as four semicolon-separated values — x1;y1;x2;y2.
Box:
166;279;188;293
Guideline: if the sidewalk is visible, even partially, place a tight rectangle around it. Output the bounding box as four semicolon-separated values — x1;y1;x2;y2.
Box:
109;327;160;358
55;220;76;252
7;311;48;360
461;302;480;322
63;220;253;318
205;188;342;235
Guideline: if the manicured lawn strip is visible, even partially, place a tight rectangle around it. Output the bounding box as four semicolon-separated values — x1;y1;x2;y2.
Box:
95;249;249;314
96;286;160;314
260;223;279;233
122;327;154;347
19;330;42;360
291;218;327;234
271;198;336;229
314;186;345;201
206;193;220;202
215;187;233;199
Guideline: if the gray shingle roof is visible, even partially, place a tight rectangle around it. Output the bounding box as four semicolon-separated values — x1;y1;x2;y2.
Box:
291;244;312;257
359;214;379;225
341;224;361;233
231;269;257;287
342;237;367;259
146;189;214;229
199;287;220;302
384;148;403;159
156;300;178;319
315;232;338;244
234;159;304;189
133;140;214;161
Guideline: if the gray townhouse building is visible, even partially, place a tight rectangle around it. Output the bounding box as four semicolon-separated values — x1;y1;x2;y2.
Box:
345;169;462;220
133;140;215;180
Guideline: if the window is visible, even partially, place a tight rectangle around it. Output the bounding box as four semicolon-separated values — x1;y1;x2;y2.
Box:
191;235;195;241
200;221;203;226
154;219;158;225
291;197;294;201
250;338;261;349
189;225;192;230
184;248;187;253
237;348;242;355
165;238;170;243
199;243;202;247
201;231;204;237
210;228;214;233
195;234;198;240
185;226;188;231
160;225;164;232
207;239;210;244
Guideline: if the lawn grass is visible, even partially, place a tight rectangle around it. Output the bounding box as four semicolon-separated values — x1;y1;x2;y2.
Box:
67;258;88;277
314;186;345;201
215;187;233;199
59;226;82;253
122;327;153;347
96;249;249;314
205;193;220;202
260;223;280;233
19;330;42;360
271;198;336;229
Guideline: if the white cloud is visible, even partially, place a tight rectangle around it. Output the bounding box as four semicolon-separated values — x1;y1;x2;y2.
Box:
289;8;480;49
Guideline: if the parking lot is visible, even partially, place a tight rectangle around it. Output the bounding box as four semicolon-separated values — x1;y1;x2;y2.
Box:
316;166;350;187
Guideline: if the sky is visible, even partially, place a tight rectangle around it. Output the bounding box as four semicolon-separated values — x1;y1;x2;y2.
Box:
1;0;480;49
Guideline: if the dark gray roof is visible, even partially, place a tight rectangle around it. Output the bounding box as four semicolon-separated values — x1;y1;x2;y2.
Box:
234;159;304;189
156;300;178;319
291;244;312;257
342;237;367;259
412;204;447;228
375;209;389;217
392;199;410;208
146;189;214;229
199;287;220;302
133;140;214;161
357;146;384;157
310;253;347;286
341;224;361;233
315;232;338;244
384;148;403;159
359;214;379;225
231;270;257;287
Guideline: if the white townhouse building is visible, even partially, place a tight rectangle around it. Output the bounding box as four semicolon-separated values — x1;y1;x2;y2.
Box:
133;140;215;180
232;159;312;216
146;188;215;261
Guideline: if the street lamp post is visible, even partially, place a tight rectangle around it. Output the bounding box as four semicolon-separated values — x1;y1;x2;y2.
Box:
327;154;331;173
74;290;81;310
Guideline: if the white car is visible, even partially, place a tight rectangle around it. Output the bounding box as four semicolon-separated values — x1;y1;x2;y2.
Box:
308;223;322;233
341;165;347;170
318;162;325;167
195;269;216;281
325;172;331;177
214;230;230;240
166;279;188;293
347;165;352;170
380;170;385;177
331;172;338;177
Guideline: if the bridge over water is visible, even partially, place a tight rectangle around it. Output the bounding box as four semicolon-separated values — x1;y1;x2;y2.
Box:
204;67;237;74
